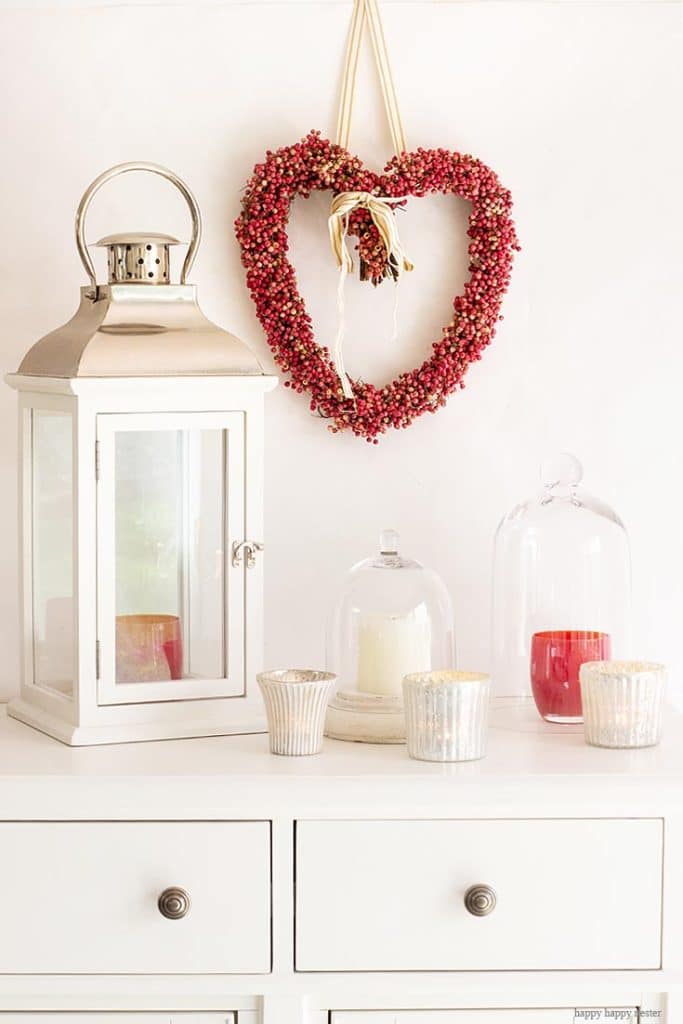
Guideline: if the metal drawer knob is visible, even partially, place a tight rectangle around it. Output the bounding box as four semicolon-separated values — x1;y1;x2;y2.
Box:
464;884;497;917
158;886;191;920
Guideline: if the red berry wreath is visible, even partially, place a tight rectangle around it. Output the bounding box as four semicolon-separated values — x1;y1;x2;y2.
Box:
235;131;520;443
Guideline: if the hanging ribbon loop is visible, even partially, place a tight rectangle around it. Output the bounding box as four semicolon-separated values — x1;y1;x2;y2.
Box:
336;0;407;158
329;0;412;399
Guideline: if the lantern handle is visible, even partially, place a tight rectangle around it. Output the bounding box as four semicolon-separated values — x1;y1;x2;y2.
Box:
75;161;202;289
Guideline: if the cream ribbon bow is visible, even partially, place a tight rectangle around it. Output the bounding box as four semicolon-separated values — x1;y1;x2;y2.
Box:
328;191;413;399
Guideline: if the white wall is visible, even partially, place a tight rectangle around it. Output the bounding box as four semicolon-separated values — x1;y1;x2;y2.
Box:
0;0;681;702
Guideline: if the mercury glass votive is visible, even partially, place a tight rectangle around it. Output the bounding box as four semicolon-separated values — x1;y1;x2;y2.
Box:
579;660;666;749
257;669;337;756
402;671;490;762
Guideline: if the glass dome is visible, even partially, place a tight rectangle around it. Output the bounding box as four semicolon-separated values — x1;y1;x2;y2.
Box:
326;529;455;700
492;454;631;724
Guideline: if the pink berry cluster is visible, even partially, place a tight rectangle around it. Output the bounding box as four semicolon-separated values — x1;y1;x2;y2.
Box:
235;131;520;442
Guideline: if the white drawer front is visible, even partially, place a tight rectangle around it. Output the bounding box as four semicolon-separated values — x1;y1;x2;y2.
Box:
296;819;662;972
0;822;270;974
331;1014;607;1023
331;1014;638;1023
0;1018;236;1024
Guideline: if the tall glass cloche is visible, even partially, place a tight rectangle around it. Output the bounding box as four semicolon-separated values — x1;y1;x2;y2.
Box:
325;530;455;742
492;454;631;724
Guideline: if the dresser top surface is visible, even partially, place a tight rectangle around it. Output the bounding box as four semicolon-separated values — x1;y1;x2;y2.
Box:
0;699;681;784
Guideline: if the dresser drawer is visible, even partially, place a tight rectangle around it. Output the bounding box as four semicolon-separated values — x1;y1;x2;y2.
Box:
296;818;663;971
0;1018;237;1024
330;1014;630;1023
0;821;271;973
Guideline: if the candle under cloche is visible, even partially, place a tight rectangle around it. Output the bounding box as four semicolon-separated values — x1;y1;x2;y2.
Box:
492;454;631;724
325;530;454;743
357;610;432;697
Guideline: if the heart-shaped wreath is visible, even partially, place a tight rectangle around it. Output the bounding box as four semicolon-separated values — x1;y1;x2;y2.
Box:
235;134;519;443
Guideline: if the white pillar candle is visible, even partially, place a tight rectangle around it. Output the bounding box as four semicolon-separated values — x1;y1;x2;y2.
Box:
356;610;432;696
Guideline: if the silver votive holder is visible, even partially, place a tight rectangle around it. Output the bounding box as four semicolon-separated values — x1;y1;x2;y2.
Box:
579;660;666;749
402;671;490;762
257;669;337;756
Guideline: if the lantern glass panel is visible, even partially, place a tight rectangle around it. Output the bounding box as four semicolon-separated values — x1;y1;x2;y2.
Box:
113;427;225;686
31;409;74;697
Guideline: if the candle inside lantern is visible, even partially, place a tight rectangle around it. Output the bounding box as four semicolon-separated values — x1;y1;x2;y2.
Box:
530;629;611;723
356;609;432;696
116;614;183;684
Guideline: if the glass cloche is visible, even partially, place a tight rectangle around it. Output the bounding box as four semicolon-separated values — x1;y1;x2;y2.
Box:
325;530;455;742
492;454;631;724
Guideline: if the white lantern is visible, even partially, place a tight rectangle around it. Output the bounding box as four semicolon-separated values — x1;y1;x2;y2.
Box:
6;162;277;745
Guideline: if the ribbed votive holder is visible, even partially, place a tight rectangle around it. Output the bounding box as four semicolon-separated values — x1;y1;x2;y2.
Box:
402;671;490;762
257;669;337;756
579;660;666;749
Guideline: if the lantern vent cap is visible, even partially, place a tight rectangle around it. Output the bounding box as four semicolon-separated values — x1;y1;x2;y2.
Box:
95;232;182;285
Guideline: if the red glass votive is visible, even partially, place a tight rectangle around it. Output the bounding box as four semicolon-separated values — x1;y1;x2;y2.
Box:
530;630;611;723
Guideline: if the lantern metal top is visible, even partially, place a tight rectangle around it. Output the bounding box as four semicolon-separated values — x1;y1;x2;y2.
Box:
15;162;266;379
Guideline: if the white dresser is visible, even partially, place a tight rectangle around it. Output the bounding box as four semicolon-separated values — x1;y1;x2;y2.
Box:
0;699;679;1023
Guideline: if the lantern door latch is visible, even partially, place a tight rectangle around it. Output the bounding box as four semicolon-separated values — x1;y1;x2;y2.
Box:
232;540;264;569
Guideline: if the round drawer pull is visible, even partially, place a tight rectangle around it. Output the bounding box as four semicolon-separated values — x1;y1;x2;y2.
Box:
158;886;191;920
464;884;497;917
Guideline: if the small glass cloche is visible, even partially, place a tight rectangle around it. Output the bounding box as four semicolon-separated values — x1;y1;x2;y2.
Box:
492;454;631;724
325;530;455;742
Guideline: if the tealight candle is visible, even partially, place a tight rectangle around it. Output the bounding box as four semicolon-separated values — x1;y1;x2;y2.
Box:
579;660;666;749
402;670;490;762
257;669;337;756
